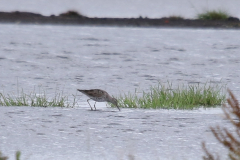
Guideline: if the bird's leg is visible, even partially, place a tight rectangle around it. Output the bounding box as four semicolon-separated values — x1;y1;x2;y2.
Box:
87;99;93;110
94;102;97;110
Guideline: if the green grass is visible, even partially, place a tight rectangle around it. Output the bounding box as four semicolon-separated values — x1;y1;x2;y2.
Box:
0;87;77;107
197;10;230;20
114;82;226;109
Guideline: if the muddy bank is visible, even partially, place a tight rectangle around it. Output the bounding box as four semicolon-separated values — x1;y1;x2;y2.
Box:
0;11;240;28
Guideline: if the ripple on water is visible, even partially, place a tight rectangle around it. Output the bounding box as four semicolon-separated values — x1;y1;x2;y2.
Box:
85;44;103;47
95;52;121;56
93;65;109;68
41;120;53;123
168;57;179;61
151;49;160;52
34;77;44;79
107;123;121;125
41;52;49;54
56;56;69;59
114;115;125;118
81;38;100;41
191;63;205;66
124;59;134;61
208;59;218;63
229;59;240;63
37;133;45;135
63;51;72;54
122;129;135;132
224;45;240;50
187;81;201;84
16;60;27;63
174;118;195;121
209;80;224;84
6;111;25;115
141;74;156;80
164;46;186;52
75;76;84;81
9;41;17;45
51;114;63;117
69;126;77;128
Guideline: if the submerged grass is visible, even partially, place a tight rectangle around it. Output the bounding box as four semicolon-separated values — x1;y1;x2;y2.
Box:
0;87;77;107
115;82;226;109
197;10;230;20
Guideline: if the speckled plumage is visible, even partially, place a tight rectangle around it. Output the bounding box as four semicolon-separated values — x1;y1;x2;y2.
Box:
77;89;120;111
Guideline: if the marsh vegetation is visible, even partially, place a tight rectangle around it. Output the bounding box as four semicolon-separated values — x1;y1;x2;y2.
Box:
114;82;226;109
197;10;230;20
0;87;77;107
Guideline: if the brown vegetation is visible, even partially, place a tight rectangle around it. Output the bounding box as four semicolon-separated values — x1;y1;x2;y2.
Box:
202;89;240;160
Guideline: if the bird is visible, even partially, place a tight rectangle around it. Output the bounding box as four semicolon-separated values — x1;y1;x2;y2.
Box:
77;89;120;111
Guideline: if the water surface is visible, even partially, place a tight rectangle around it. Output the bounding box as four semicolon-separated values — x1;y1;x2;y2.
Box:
0;24;240;159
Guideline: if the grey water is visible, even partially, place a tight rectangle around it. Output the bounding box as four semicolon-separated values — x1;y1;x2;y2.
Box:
1;24;240;160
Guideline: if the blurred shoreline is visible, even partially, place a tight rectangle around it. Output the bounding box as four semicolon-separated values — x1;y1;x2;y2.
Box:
0;11;240;29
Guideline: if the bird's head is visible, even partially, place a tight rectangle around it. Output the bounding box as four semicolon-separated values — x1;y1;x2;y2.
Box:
110;97;120;111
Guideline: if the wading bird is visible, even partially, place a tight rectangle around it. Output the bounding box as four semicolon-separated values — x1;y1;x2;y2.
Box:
77;89;120;111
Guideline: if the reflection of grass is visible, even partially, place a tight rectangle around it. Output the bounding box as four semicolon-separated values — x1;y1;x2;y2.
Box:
0;87;77;107
197;10;229;20
114;82;226;109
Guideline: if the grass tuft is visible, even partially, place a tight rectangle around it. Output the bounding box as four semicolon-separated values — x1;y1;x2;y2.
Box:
16;151;20;160
197;10;230;20
0;87;77;107
114;82;226;109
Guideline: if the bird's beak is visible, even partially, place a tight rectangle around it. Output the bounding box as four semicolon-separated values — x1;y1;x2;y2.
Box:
116;105;121;111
